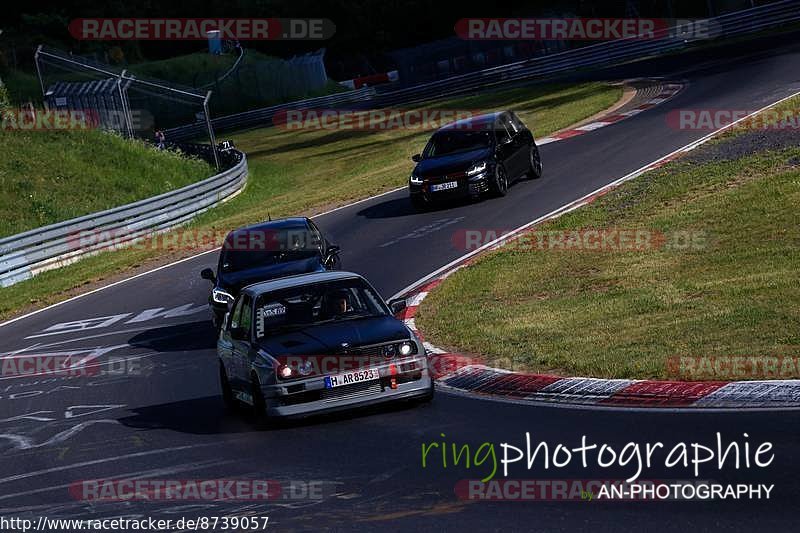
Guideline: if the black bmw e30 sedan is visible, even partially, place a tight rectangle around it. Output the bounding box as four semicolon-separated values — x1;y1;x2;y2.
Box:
217;271;433;420
408;111;542;210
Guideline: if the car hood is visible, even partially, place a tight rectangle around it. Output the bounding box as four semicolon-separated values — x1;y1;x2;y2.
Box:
414;147;492;178
218;257;325;294
257;315;410;357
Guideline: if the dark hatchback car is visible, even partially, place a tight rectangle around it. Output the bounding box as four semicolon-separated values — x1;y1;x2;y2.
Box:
201;217;341;328
408;111;542;210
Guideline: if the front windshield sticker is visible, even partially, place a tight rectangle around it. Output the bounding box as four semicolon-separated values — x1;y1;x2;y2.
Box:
255;303;287;337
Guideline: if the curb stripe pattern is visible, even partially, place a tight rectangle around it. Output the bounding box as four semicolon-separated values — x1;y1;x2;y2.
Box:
537;83;683;145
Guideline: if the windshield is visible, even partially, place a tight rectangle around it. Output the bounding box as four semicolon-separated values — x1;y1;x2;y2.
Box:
254;278;389;338
220;226;320;273
423;131;493;158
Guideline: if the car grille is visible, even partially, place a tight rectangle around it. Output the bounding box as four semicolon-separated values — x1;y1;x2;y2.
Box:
321;381;382;403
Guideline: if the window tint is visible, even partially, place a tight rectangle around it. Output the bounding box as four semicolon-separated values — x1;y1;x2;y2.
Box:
229;298;244;329
239;295;253;335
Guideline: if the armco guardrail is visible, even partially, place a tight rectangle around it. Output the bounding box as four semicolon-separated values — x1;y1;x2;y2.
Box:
0;145;247;288
166;85;377;141
166;0;800;141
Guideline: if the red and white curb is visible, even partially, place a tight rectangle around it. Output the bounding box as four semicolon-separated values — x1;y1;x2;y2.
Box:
398;280;800;408
537;82;684;145
392;84;800;409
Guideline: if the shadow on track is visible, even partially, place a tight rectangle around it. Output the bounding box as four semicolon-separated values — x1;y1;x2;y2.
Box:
118;394;434;435
357;195;474;219
128;321;217;353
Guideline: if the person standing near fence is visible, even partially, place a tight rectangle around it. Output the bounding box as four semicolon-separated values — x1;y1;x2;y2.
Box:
155;129;166;150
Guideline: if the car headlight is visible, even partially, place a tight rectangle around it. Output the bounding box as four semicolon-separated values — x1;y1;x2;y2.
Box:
278;364;294;379
410;173;423;185
466;161;488;177
383;341;417;358
212;288;235;305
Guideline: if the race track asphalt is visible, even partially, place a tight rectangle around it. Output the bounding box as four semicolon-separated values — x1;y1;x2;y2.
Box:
1;40;799;532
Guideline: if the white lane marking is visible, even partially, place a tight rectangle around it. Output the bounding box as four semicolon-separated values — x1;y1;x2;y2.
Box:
390;85;800;301
0;459;236;502
25;303;206;340
537;137;558;144
0;419;119;451
0;443;218;485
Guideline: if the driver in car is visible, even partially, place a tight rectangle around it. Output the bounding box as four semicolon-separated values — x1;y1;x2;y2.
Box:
323;289;353;318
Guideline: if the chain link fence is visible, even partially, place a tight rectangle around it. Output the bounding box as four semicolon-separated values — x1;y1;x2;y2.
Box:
34;45;220;168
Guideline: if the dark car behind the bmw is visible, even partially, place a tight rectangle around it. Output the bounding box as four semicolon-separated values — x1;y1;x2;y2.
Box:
201;217;341;328
408;111;542;210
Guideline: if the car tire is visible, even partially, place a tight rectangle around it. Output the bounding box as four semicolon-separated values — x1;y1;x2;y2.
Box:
492;165;509;197
219;363;237;411
250;374;270;426
413;382;436;405
411;195;429;212
527;145;543;179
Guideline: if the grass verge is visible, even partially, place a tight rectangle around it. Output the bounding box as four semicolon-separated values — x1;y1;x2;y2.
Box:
0;81;621;320
0;130;212;237
416;102;800;380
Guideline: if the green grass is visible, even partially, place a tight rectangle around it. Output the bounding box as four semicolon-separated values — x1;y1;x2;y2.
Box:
0;130;213;237
1;70;41;105
416;112;800;380
0;81;620;319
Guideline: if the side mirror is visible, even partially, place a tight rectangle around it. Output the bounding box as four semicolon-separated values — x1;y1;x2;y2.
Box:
324;244;341;269
388;298;407;316
200;268;216;282
411;154;422;163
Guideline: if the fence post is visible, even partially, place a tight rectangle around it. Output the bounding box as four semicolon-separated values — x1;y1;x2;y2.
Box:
34;45;46;99
204;91;220;170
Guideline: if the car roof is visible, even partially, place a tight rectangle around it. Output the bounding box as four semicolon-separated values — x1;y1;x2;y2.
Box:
226;217;310;240
241;271;366;296
437;111;506;132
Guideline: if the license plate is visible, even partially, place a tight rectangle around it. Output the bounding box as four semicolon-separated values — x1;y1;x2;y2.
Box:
430;181;458;192
325;368;380;388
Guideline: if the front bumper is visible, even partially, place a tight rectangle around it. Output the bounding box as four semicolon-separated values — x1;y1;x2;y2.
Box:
260;356;433;418
410;171;490;203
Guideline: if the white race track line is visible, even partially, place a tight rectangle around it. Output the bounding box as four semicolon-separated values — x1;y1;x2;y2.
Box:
390;87;800;300
4;86;800;330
